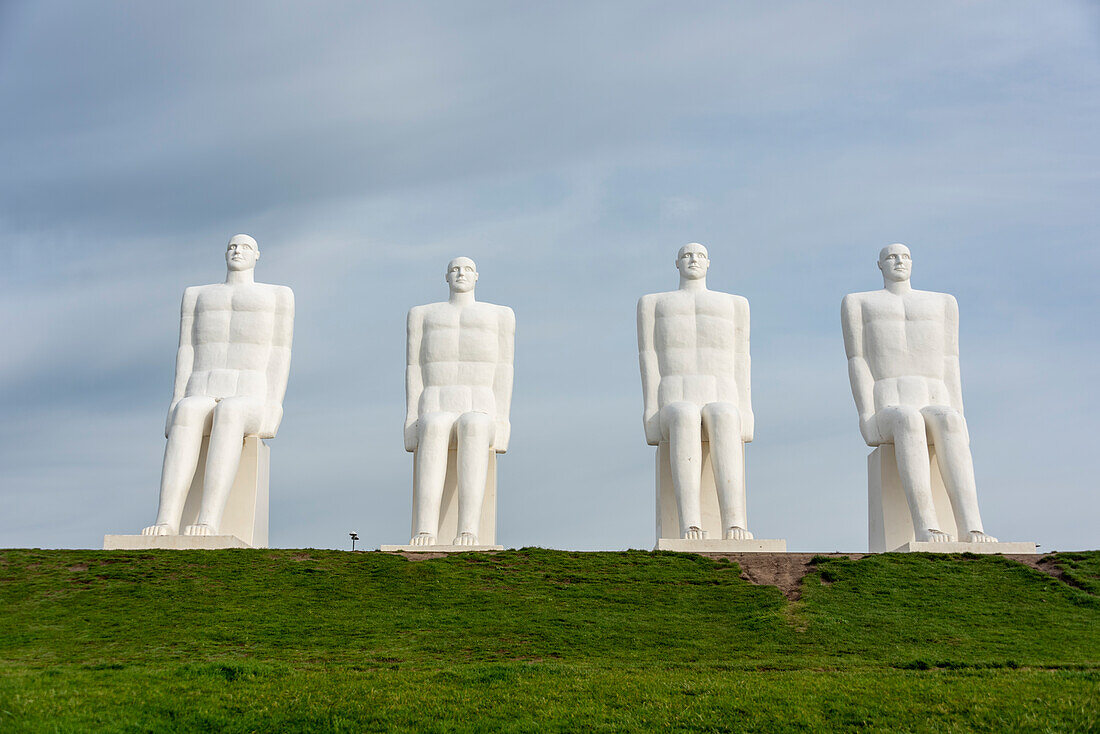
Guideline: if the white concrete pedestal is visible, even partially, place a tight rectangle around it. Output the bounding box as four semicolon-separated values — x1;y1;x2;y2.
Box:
379;544;505;552
869;445;956;553
655;441;785;552
104;436;269;550
103;534;249;550
388;447;498;550
656;538;787;552
868;445;1035;554
892;541;1037;554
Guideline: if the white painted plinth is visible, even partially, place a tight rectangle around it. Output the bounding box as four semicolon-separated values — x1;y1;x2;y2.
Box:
104;436;269;550
655;538;786;552
103;535;249;550
379;544;505;552
410;447;498;546
869;445;957;553
893;541;1037;554
656;441;774;543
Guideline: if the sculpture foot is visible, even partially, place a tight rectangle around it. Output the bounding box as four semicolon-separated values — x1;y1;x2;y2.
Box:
453;532;479;546
918;529;953;543
725;526;754;541
967;530;998;543
410;532;436;546
683;526;707;540
183;523;215;536
141;523;175;536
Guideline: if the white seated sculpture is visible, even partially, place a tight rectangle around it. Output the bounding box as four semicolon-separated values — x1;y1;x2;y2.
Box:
393;257;514;550
136;234;293;545
841;244;1030;552
637;244;783;552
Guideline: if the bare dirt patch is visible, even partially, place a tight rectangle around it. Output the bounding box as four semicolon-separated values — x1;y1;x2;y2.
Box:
67;563;89;572
700;553;865;600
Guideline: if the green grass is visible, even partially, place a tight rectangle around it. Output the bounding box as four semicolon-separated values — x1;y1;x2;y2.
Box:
1;549;1097;732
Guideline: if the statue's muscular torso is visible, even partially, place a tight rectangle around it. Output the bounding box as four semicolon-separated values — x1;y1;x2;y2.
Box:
414;302;506;415
648;290;746;409
849;288;955;412
184;283;291;401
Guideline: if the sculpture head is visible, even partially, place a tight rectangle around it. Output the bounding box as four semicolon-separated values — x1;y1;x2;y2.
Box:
676;243;710;281
878;243;912;283
226;234;259;272
446;257;478;294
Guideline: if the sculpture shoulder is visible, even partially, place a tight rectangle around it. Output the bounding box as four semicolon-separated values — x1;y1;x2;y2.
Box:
406;303;435;320
265;284;294;309
491;303;516;328
181;284;217;309
718;292;749;311
637;290;676;308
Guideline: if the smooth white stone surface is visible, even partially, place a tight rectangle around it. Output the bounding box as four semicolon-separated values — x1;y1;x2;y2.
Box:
103;535;249;550
412;449;497;546
140;235;292;543
639;244;757;544
869;445;954;553
180;436;269;547
892;541;1037;554
655;538;786;552
402;257;514;548
843;244;998;546
655;441;746;541
379;545;505;552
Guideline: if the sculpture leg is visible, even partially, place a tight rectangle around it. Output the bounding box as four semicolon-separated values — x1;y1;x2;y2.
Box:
701;403;751;540
454;412;494;545
186;398;262;536
145;397;215;535
922;407;996;542
412;413;455;545
662;402;704;539
880;407;948;542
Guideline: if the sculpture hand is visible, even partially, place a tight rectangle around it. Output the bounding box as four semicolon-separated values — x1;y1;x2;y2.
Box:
859;414;883;447
261;403;284;438
404;422;418;453
494;421;510;454
165;401;179;439
644;414;661;446
741;413;755;443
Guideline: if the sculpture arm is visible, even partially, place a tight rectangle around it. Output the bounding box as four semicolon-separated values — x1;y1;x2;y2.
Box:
492;306;516;453
841;294;881;446
637;295;661;446
404;308;424;453
262;287;295;438
166;288;198;438
734;297;753;443
943;295;965;416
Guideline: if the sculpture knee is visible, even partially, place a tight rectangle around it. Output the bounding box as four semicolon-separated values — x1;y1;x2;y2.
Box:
888;407;926;437
922;406;966;436
417;413;455;446
661;402;701;438
701;402;741;438
456;412;493;442
172;397;215;428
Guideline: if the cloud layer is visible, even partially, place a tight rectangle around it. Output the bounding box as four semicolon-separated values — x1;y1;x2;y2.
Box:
1;1;1097;551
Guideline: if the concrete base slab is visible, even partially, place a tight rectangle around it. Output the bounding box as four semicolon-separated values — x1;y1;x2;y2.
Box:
103;534;249;550
655;538;787;553
892;541;1037;554
379;544;504;552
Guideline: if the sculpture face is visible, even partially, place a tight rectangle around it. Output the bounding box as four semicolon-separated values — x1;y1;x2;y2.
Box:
226;234;259;272
877;243;912;283
676;243;710;281
446;257;479;294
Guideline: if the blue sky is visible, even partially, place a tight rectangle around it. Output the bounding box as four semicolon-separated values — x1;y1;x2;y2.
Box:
1;1;1097;551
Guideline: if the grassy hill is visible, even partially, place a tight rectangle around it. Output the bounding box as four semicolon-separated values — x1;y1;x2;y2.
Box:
1;548;1097;732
